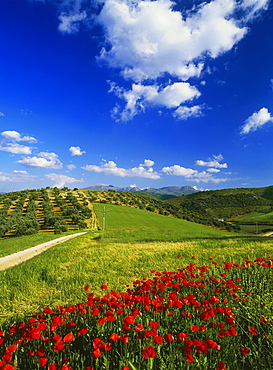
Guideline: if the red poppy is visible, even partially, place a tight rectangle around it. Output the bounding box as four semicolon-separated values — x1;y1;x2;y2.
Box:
153;336;164;344
36;348;46;356
142;346;157;359
84;285;90;291
98;318;107;326
48;364;58;370
165;334;174;343
216;361;227;370
185;354;194;363
109;333;120;341
134;323;144;332
121;367;130;370
177;332;188;341
39;357;48;367
241;347;250;356
61;365;71;370
92;348;101;359
248;326;258;335
78;328;88;335
149;321;159;329
1;365;15;370
123;316;135;325
191;325;200;332
101;284;108;290
63;333;75;342
7;344;17;352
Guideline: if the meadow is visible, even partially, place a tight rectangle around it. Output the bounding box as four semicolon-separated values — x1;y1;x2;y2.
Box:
0;204;272;369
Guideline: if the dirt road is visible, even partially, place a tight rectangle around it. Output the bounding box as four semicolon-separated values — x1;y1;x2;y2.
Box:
0;232;87;271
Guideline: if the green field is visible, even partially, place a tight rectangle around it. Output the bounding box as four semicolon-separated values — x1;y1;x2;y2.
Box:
93;203;233;241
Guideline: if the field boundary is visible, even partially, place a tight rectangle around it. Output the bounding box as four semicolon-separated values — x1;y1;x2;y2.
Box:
0;232;87;271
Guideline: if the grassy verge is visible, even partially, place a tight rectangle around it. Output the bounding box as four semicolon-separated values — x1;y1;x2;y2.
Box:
0;232;81;258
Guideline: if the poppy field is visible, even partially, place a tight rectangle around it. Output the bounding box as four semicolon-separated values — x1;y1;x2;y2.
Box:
0;238;273;369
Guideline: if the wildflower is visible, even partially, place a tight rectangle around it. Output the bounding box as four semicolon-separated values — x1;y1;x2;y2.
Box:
177;332;188;341
241;347;250;356
149;321;159;329
84;285;90;291
101;284;108;289
142;345;157;359
78;328;88;335
153;336;164;344
191;325;200;332
165;334;174;342
48;365;58;370
248;326;258;335
216;361;227;370
92;348;101;358
185;353;194;363
39;357;48;367
63;333;75;342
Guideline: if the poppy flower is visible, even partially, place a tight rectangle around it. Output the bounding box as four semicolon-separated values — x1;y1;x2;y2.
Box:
185;354;194;363
241;347;250;356
101;284;108;290
216;361;226;370
39;357;48;367
248;326;258;335
165;334;174;343
92;348;101;359
48;364;58;370
142;346;157;359
84;285;90;291
63;333;75;343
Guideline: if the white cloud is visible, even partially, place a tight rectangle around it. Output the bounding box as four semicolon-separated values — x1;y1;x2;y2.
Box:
195;154;228;168
0;112;4;116
58;11;87;34
45;173;84;188
173;105;203;120
17;152;63;169
67;164;76;170
162;164;227;183
110;81;200;121
240;107;273;134
0;143;33;155
0;170;36;183
141;159;155;167
0;130;37;154
206;168;221;173
82;160;160;179
69;146;86;156
98;0;247;82
1;130;37;142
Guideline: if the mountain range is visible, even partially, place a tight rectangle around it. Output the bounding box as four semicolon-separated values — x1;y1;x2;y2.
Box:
81;185;198;197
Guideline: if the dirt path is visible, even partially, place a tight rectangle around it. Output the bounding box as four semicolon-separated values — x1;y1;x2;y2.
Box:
0;232;87;271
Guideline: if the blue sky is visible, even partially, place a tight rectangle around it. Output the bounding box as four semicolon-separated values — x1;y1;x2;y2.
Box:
0;0;273;192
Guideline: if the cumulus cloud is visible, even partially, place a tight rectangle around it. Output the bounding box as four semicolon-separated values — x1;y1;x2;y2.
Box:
69;146;86;156
0;130;37;154
110;81;200;121
162;164;227;183
195;154;228;168
45;173;84;188
17;152;63;169
173;105;204;120
240;107;273;134
82;160;160;179
41;0;269;120
1;130;37;143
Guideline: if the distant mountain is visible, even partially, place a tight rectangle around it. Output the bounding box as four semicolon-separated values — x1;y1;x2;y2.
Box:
81;185;198;197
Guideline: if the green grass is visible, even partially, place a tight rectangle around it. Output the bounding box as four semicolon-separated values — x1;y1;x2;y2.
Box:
233;211;273;223
93;203;233;240
0;233;76;258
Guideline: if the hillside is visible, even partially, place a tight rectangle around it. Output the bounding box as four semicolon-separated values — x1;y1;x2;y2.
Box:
0;187;239;238
166;186;273;234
